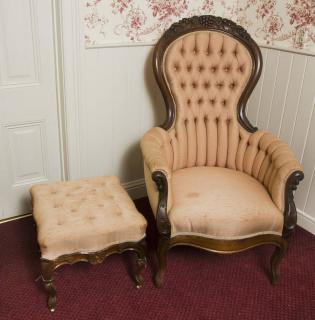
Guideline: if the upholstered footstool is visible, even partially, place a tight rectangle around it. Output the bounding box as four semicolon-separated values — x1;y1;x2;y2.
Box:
30;176;147;312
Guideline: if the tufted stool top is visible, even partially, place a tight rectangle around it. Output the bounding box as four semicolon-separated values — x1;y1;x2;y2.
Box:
30;176;147;260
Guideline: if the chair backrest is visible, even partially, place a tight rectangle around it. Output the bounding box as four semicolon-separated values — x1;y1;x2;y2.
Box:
153;16;262;170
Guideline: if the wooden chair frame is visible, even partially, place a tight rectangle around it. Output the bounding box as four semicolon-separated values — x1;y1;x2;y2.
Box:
41;239;147;312
151;15;304;288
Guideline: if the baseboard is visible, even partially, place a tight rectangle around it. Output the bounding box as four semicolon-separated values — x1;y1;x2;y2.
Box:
297;209;315;235
122;178;147;200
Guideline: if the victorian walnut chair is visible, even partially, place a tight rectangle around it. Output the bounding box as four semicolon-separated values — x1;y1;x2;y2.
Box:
140;16;304;288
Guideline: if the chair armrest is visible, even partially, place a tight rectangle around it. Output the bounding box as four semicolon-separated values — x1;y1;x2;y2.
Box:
140;127;172;178
141;127;173;236
249;131;303;214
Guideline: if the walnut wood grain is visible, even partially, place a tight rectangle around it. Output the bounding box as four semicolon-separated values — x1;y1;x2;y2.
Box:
41;239;147;312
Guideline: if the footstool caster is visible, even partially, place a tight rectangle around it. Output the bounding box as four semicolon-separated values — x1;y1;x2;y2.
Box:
30;176;147;312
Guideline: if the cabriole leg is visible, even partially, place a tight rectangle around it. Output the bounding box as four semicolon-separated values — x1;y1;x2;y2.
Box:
134;239;147;288
41;259;57;312
270;241;288;284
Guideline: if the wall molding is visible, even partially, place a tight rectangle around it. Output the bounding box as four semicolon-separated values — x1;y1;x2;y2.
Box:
123;178;146;200
86;40;315;57
52;0;68;181
60;0;83;180
297;209;315;235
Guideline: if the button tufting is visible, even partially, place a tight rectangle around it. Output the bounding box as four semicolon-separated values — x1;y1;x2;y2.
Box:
229;82;236;89
211;66;217;73
233;49;238;56
187;65;192;72
224;65;231;73
180;48;185;55
204;82;210;89
192;82;197;88
216;82;224;89
239;65;244;73
181;82;186;89
210;98;216;105
187;99;191;106
197;98;203;105
222;99;227;106
198;65;204;72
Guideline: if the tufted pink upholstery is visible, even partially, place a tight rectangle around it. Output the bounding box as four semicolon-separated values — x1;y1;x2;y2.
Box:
141;30;302;239
31;176;147;260
164;31;252;170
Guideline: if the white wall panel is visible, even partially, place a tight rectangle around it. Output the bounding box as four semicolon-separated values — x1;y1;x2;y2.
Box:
278;55;307;144
0;0;39;87
267;52;293;135
247;48;315;234
4;121;47;186
80;45;164;183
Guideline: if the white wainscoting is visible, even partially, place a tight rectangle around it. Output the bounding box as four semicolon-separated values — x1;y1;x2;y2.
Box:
61;1;315;234
247;47;315;234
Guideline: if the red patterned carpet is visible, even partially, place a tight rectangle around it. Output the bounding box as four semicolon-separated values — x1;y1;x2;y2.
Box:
0;198;314;320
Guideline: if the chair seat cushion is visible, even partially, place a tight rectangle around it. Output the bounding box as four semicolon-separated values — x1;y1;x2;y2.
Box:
169;167;283;240
31;176;147;260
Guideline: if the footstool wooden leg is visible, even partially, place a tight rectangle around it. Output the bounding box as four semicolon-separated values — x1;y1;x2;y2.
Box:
134;239;147;289
41;259;57;312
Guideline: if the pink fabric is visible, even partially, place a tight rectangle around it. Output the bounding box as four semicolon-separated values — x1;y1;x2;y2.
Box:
141;30;303;240
170;167;283;239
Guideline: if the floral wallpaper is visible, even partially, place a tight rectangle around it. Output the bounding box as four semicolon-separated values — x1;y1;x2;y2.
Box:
84;0;315;51
237;0;315;50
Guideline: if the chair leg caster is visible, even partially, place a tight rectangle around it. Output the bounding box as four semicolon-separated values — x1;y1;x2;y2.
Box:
134;251;146;288
42;277;57;312
134;272;144;288
48;294;56;313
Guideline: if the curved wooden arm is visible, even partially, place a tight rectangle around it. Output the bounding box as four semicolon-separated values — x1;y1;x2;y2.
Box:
283;170;304;237
152;171;171;238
